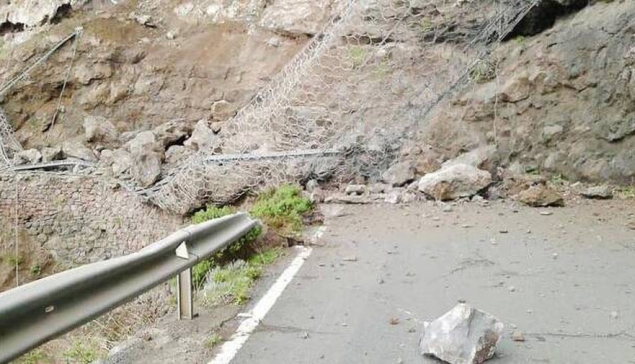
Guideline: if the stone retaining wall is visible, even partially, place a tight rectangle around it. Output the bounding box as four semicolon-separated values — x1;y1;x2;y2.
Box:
0;173;185;264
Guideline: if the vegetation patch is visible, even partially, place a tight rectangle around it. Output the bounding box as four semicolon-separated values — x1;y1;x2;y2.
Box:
204;332;224;349
251;185;313;238
16;349;49;364
614;185;635;199
62;340;102;364
190;185;311;307
199;247;283;306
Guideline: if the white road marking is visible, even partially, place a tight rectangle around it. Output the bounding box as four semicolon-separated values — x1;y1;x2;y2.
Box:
209;246;313;364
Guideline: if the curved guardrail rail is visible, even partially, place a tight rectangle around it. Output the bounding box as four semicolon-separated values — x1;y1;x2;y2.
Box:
0;212;257;363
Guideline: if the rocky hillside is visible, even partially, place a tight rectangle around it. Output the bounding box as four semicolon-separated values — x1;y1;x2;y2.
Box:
417;0;635;184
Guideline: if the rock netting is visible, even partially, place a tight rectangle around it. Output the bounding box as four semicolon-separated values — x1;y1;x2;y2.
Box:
0;174;184;264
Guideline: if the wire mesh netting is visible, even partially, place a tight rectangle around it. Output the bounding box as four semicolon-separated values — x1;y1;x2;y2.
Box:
146;0;539;214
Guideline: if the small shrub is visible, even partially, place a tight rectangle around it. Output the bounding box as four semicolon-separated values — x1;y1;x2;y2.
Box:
192;206;234;224
29;263;42;277
17;349;49;364
202;260;262;306
205;333;223;349
63;340;101;364
468;59;496;83
190;205;263;288
251;185;313;237
615;186;635;199
1;253;24;268
349;46;367;68
248;248;283;267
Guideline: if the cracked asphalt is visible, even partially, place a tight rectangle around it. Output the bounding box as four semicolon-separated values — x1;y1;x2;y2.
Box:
231;199;635;363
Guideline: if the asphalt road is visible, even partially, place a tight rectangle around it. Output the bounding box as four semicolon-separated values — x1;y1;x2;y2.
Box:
230;199;635;364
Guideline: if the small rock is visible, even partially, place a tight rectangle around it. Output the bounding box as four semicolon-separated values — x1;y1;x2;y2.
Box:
552;253;558;259
508;286;516;292
324;193;371;204
420;304;504;364
499;229;509;234
539;211;553;216
41;146;63;162
442;205;453;213
210;122;222;134
267;37;281;47
382;161;416;187
511;330;525;342
610;311;618;319
385;190;402;204
210;100;237;121
369;183;388;194
184;120;217;151
342;256;357;262
300;332;309;339
515;184;564;207
63;141;97;162
84;115;118;144
345;185;366;195
134;14;156;27
306;180;319;192
580;185;613;199
13;149;42;164
389;318;400;325
627;220;635;230
166;31;177;40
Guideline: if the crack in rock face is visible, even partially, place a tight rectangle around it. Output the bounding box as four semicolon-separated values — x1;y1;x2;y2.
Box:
420;304;504;364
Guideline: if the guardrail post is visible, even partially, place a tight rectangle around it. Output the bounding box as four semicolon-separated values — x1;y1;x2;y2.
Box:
177;268;194;320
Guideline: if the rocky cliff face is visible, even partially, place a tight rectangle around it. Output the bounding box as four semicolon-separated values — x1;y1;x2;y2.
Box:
419;0;635;183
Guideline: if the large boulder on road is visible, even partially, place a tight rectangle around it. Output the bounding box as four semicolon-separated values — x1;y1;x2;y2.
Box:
418;164;492;200
420;303;504;364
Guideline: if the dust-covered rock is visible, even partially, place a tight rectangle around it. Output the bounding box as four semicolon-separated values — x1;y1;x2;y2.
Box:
62;141;97;162
420;303;504;364
345;184;366;195
131;152;162;188
111;149;133;176
580;185;612;199
84;115;118;144
418;164;492;200
126;131;161;156
210;100;237;121
41;146;63;162
184;120;217;151
13;149;42;164
153;121;193;148
382;161;416;187
515;184;564;207
259;0;332;35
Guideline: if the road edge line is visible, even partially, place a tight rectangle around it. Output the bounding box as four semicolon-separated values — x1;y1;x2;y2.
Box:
208;246;313;364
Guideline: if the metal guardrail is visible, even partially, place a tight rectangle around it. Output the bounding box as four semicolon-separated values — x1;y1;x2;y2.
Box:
0;213;257;363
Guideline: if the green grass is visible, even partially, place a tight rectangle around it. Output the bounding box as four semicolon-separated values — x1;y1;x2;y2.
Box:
550;174;566;187
202;260;262;305
16;349;49;364
615;186;635;199
349;46;367;68
63;340;101;364
29;263;42;276
205;333;224;349
514;35;526;45
469;59;496;83
191;185;312;305
251;185;313;238
200;247;283;306
1;253;24;267
248;247;283;267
